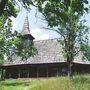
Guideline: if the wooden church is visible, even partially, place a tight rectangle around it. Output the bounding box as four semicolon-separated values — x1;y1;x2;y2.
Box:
0;15;90;78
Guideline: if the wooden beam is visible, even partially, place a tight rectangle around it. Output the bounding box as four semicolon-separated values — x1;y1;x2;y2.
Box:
18;70;20;78
27;70;29;78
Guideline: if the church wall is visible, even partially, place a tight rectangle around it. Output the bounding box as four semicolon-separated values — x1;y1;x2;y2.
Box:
1;62;90;79
3;63;67;78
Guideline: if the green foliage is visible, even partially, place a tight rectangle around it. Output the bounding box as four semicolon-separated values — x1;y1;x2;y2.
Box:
0;0;19;64
81;44;90;61
0;0;19;17
10;33;37;60
25;0;89;62
0;0;37;63
21;0;89;78
0;17;13;64
0;0;38;80
0;15;6;27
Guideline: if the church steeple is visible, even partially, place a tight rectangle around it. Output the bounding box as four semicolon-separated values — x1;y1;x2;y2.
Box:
22;15;35;40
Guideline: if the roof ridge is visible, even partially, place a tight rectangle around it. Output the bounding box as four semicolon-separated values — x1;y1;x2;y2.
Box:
33;38;61;42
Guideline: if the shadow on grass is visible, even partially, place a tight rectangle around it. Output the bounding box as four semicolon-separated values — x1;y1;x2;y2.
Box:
1;81;31;86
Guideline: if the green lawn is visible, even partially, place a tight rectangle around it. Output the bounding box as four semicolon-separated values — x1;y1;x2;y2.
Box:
0;75;90;90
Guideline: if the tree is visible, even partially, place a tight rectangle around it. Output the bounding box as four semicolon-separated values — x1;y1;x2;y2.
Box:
0;18;37;80
0;0;37;61
0;0;37;80
19;0;89;79
0;0;19;65
0;0;18;17
0;17;14;80
9;32;37;60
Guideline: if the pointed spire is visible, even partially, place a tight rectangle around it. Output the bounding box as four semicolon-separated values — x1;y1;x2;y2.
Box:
21;14;35;40
22;14;30;35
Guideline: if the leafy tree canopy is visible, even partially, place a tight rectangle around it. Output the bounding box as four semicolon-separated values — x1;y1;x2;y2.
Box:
81;44;90;61
22;0;89;78
0;0;37;64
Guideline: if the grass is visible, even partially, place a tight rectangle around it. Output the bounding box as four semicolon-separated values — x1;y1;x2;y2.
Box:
0;75;90;90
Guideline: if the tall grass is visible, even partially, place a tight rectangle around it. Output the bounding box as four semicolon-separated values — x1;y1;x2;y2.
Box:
0;75;90;90
73;74;90;84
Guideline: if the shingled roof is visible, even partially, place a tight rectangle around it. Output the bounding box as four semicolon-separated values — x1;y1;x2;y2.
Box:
2;15;90;66
3;39;90;66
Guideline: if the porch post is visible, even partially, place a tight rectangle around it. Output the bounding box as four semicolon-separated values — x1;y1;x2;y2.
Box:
9;72;11;78
18;70;20;78
57;68;58;77
47;68;48;77
27;70;29;78
37;68;39;78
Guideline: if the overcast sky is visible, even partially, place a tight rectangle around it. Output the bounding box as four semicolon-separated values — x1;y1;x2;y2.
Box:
11;1;90;41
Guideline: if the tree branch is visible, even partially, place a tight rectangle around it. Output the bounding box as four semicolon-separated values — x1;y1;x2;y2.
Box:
0;0;8;16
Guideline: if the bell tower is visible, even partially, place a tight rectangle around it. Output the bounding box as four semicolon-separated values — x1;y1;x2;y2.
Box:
21;15;35;48
22;15;34;40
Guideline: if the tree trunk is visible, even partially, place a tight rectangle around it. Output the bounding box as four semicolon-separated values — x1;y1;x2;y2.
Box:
67;61;73;80
1;69;5;80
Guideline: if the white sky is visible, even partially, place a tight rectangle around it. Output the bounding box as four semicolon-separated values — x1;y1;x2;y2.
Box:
11;1;90;41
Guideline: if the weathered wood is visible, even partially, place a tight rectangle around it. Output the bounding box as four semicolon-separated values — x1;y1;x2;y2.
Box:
56;68;58;77
47;68;48;77
27;70;29;78
18;70;20;78
1;62;90;78
9;73;11;78
37;70;39;78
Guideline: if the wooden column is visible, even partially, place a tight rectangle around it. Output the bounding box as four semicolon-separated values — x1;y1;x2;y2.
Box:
18;70;20;78
37;68;39;78
57;68;58;77
47;68;48;77
27;70;29;78
9;72;11;78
